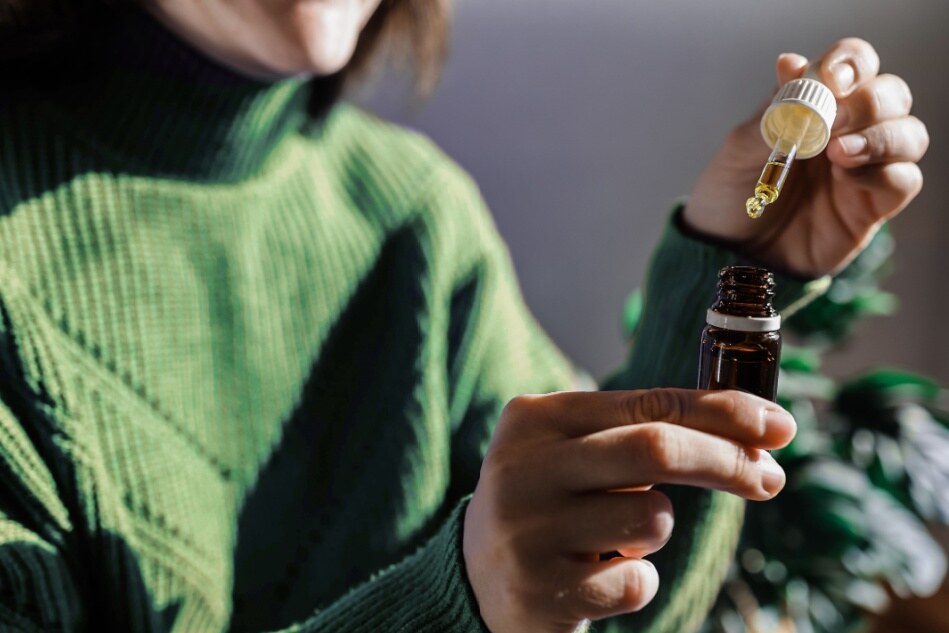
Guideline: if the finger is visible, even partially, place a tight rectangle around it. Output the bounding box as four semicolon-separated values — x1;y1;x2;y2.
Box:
548;491;673;556
510;389;795;449
826;116;929;168
559;558;659;622
557;423;786;501
834;74;913;134
775;52;808;86
831;161;924;223
810;37;880;97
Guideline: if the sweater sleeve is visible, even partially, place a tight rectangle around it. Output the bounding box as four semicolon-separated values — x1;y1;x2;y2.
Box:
0;167;828;633
284;163;828;633
301;168;830;633
288;161;832;633
0;416;483;633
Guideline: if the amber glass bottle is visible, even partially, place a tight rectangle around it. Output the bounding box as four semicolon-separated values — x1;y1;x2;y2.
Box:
697;266;781;402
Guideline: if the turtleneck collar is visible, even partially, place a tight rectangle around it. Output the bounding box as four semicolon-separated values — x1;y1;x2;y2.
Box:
36;8;336;182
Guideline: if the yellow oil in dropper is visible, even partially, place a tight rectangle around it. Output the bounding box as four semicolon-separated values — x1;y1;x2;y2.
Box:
747;162;792;218
745;72;837;219
746;104;811;218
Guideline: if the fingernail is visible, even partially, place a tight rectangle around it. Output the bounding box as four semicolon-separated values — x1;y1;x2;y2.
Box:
758;451;786;497
764;408;796;437
831;62;856;93
838;133;868;156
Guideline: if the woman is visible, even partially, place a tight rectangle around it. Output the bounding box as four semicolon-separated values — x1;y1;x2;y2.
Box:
0;1;928;631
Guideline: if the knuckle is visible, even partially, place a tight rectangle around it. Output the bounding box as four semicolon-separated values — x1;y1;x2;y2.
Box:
576;571;641;617
640;493;675;545
887;74;914;112
865;75;912;121
869;122;896;158
825;38;879;86
620;564;653;612
840;36;871;49
617;562;655;613
571;562;657;620
484;445;520;479
729;446;755;488
498;394;547;438
636;424;681;473
841;36;879;65
483;449;528;515
629;389;683;424
882;122;899;156
501;395;535;422
708;390;744;422
881;163;923;201
708;391;764;438
576;578;619;614
866;79;886;120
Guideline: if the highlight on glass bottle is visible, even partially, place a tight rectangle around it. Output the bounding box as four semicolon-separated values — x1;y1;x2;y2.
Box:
697;266;781;402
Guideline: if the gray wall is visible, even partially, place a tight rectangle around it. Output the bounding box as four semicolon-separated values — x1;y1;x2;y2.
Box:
358;0;949;384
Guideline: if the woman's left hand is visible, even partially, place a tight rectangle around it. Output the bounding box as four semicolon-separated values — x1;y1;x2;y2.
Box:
684;38;929;278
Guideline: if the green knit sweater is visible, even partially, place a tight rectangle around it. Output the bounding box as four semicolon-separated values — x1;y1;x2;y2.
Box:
0;13;824;633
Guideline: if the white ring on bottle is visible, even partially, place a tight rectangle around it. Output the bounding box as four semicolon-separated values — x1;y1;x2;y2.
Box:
706;309;781;332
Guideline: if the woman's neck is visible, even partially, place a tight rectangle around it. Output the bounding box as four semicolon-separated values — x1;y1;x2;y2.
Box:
28;8;339;182
141;2;304;82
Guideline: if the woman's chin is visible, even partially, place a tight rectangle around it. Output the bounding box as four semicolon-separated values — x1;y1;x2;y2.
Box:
239;33;358;80
285;0;365;75
146;0;378;80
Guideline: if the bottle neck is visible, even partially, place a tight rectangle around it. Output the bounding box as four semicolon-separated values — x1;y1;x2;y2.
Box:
711;266;777;317
707;266;780;332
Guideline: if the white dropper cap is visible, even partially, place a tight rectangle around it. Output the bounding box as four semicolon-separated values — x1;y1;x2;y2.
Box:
759;66;837;159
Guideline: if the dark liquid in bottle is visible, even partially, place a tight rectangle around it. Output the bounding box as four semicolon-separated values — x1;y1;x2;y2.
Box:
698;328;780;401
697;266;781;402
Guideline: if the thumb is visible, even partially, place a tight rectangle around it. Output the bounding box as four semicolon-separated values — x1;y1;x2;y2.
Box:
776;52;808;86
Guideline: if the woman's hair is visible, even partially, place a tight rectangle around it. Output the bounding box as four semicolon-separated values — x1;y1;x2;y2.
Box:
0;0;450;97
353;0;450;96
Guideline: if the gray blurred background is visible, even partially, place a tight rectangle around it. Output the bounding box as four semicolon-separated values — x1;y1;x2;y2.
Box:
357;0;949;384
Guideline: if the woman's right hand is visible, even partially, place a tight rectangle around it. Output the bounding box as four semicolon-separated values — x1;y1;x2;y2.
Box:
463;389;797;633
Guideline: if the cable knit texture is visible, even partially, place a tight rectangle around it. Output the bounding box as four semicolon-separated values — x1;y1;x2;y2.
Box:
0;11;825;633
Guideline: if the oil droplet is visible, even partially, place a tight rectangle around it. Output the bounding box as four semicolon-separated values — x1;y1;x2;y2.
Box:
746;195;766;219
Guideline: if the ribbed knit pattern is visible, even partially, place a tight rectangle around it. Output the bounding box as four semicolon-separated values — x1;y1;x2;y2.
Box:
0;12;824;633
